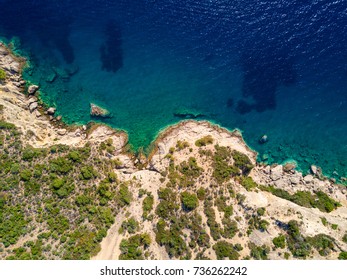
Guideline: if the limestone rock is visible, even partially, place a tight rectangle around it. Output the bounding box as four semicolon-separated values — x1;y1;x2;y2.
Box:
56;116;62;121
90;103;109;117
304;175;314;183
29;102;38;112
28;85;39;95
35;110;41;118
289;173;301;184
47;107;56;115
27;96;38;104
270;165;283;181
283;162;296;172
57;129;67;136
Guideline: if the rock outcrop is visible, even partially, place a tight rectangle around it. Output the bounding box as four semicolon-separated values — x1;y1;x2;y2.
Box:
90;103;110;117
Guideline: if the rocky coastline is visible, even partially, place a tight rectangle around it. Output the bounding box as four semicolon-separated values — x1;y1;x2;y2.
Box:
1;41;347;260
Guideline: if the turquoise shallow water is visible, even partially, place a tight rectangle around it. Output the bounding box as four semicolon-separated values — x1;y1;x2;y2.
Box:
0;1;346;181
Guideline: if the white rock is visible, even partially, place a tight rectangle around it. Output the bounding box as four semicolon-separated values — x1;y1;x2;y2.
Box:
27;96;38;104
310;165;318;175
35;110;41;118
304;175;314;183
57;129;67;136
28;85;39;94
47;107;56;115
29;102;38;112
270;165;283;181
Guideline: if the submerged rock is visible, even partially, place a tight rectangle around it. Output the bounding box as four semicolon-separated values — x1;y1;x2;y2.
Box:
283;162;296;172
259;134;268;144
90;103;110;117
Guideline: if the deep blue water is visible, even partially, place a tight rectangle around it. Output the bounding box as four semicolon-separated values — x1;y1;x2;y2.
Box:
0;0;346;181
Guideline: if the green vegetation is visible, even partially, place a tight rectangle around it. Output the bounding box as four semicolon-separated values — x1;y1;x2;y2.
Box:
176;140;189;151
0;68;6;81
338;252;347;260
213;241;240;260
239;176;258;191
120;218;139;234
181;191;199;211
195;135;213;147
142;194;154;219
0;119;133;259
119;233;151;260
249;243;270;260
212;145;240;184
231;150;254;175
260;185;341;213
273;234;286;249
342;233;347;244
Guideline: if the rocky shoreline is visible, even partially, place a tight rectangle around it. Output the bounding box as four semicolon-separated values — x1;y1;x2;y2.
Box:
1;41;347;260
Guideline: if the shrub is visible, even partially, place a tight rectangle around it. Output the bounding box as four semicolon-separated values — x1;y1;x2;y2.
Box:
116;183;132;207
181;191;198;211
231;151;254;175
120;218;139;234
196;187;206;200
212;145;240;184
249;243;269;260
343;233;347;244
239;176;258;191
142;195;154;219
49;157;72;174
0;69;6;81
213;241;240;260
80;166;98;180
176;140;189;151
195;135;213;147
273;234;286;249
257;207;266;216
338;252;347;260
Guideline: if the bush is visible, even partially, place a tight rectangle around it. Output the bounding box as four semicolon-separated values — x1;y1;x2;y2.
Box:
213;241;240;260
338;252;347;260
80;166;98;180
142;195;154;219
239;176;258;191
231;151;254;175
343;233;347;244
181;191;199;211
197;187;206;200
50;157;72;174
0;69;6;81
249;243;269;260
213;145;240;184
116;183;132;207
273;234;286;249
195;135;213;147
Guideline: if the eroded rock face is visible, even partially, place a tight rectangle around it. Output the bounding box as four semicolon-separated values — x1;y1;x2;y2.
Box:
90;103;110;117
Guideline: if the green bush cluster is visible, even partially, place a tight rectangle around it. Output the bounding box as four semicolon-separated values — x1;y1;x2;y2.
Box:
248;243;270;260
213;241;240;260
142;194;154;219
231;150;254;175
0;68;6;81
273;234;286;249
181;191;199;211
195;135;213;147
260;185;341;213
119;233;151;260
212;145;240;184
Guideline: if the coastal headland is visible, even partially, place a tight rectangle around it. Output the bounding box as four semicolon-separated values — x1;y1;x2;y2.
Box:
1;42;347;260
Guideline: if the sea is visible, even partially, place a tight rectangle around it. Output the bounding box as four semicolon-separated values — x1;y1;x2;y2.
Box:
0;0;346;181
